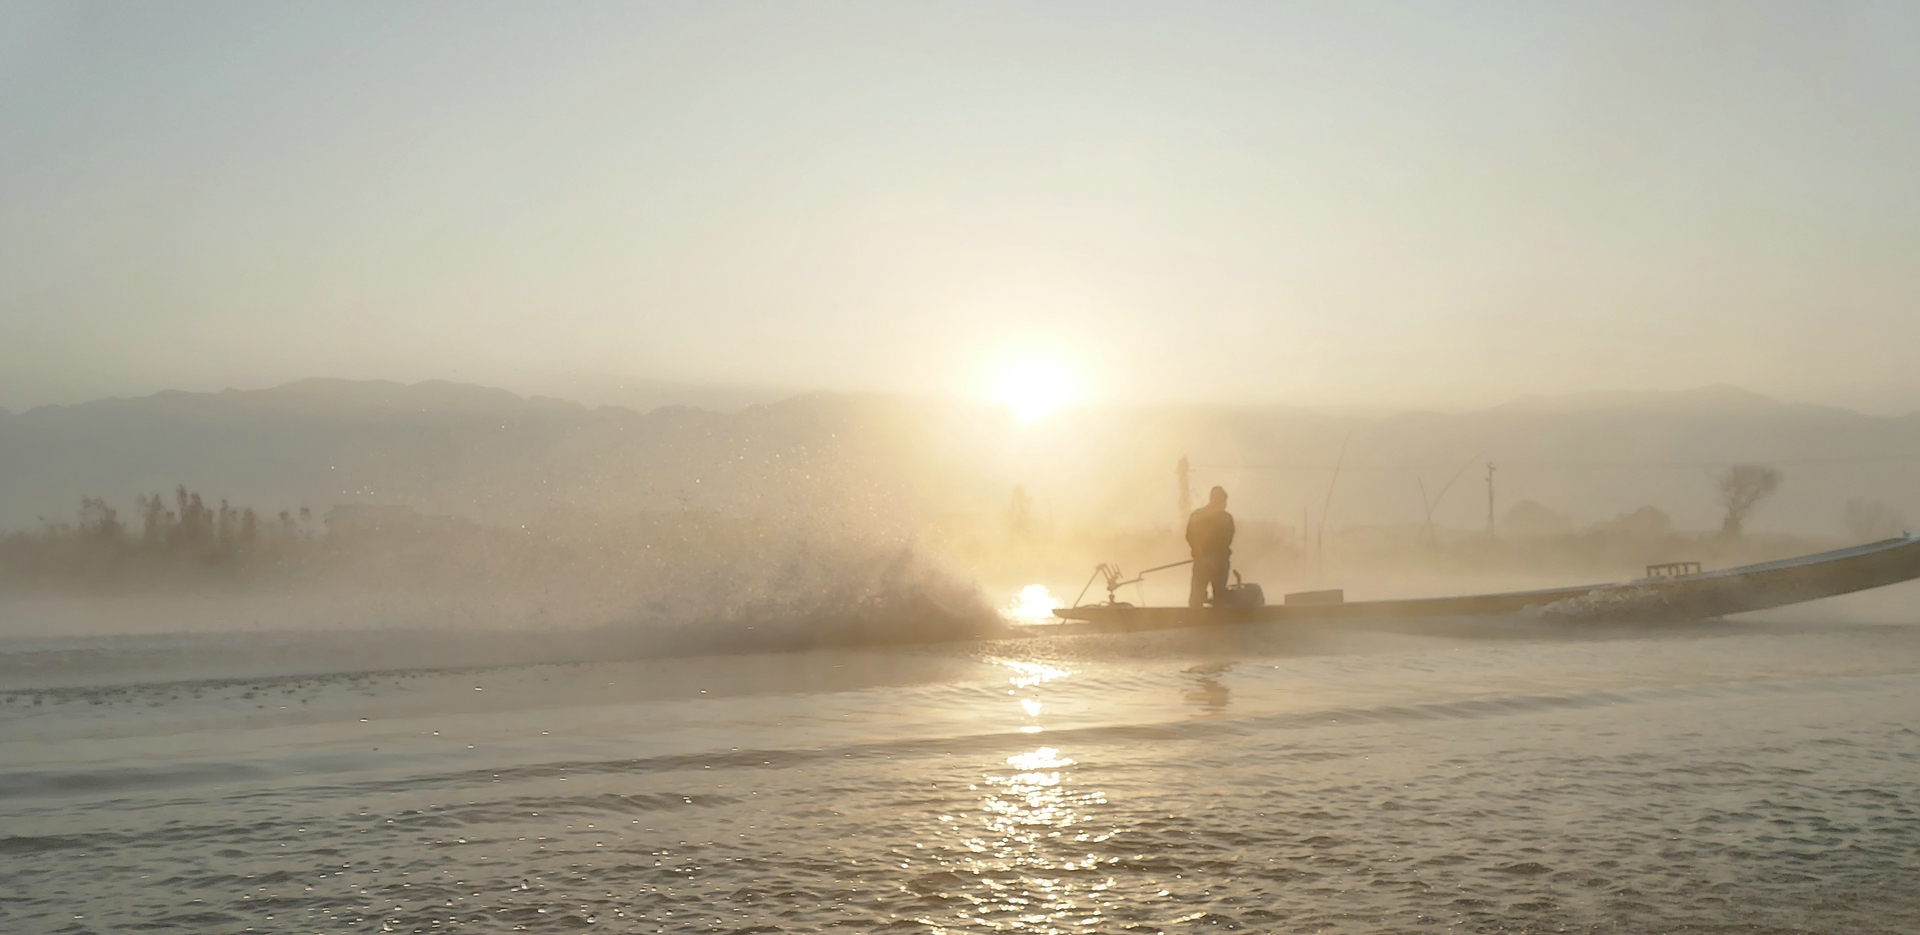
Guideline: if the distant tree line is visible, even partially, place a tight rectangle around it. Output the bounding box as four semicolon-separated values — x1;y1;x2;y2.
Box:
0;487;315;588
0;490;745;595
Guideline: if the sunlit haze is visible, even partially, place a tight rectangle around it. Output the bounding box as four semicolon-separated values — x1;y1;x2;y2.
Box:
10;7;1920;933
4;2;1920;412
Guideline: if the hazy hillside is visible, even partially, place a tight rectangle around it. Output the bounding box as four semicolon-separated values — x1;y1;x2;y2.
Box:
3;380;1917;542
1110;385;1920;537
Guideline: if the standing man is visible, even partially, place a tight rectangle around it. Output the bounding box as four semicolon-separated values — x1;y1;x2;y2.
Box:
1187;485;1236;608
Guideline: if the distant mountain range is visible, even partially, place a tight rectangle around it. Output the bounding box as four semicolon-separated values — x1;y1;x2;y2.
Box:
0;379;891;532
3;379;1917;536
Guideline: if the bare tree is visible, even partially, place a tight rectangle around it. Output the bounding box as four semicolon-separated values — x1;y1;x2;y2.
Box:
1716;464;1782;537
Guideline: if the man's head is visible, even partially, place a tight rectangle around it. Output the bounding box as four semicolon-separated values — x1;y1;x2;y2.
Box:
1209;486;1228;507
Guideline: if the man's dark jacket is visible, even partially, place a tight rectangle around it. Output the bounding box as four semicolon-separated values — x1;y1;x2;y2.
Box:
1186;506;1235;559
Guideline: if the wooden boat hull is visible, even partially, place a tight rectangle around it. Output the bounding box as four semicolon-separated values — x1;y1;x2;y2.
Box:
1050;535;1920;632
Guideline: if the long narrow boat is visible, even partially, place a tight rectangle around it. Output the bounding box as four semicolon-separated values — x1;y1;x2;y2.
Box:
1051;534;1920;632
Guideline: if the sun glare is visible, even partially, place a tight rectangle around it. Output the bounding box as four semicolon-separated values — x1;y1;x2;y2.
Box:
1003;584;1061;623
989;357;1082;423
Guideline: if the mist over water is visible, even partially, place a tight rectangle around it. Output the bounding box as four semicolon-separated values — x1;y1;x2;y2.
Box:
5;383;1920;932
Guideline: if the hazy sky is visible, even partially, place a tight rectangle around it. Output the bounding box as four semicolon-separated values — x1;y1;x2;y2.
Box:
3;1;1917;412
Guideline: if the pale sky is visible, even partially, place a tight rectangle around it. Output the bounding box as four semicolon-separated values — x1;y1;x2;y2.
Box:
3;1;1917;412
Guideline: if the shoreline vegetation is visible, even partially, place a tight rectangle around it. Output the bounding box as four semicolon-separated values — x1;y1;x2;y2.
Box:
3;485;1902;600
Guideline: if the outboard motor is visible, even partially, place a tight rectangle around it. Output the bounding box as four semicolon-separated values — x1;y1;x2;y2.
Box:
1222;570;1265;608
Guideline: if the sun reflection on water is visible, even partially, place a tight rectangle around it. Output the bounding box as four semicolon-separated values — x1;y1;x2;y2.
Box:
908;658;1135;930
1005;746;1074;771
996;659;1073;689
997;658;1072;736
920;744;1117;932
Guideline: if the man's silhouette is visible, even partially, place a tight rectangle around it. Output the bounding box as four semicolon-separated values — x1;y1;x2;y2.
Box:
1186;486;1236;608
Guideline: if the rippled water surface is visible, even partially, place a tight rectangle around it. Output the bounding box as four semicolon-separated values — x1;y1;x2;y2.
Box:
4;612;1920;934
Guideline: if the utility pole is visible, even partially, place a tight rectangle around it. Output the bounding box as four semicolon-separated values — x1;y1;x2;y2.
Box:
1486;462;1497;541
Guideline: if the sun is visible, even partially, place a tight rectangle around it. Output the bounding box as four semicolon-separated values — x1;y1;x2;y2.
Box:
989;356;1082;423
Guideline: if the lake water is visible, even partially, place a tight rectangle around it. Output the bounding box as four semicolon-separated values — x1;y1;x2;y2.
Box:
4;605;1919;934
